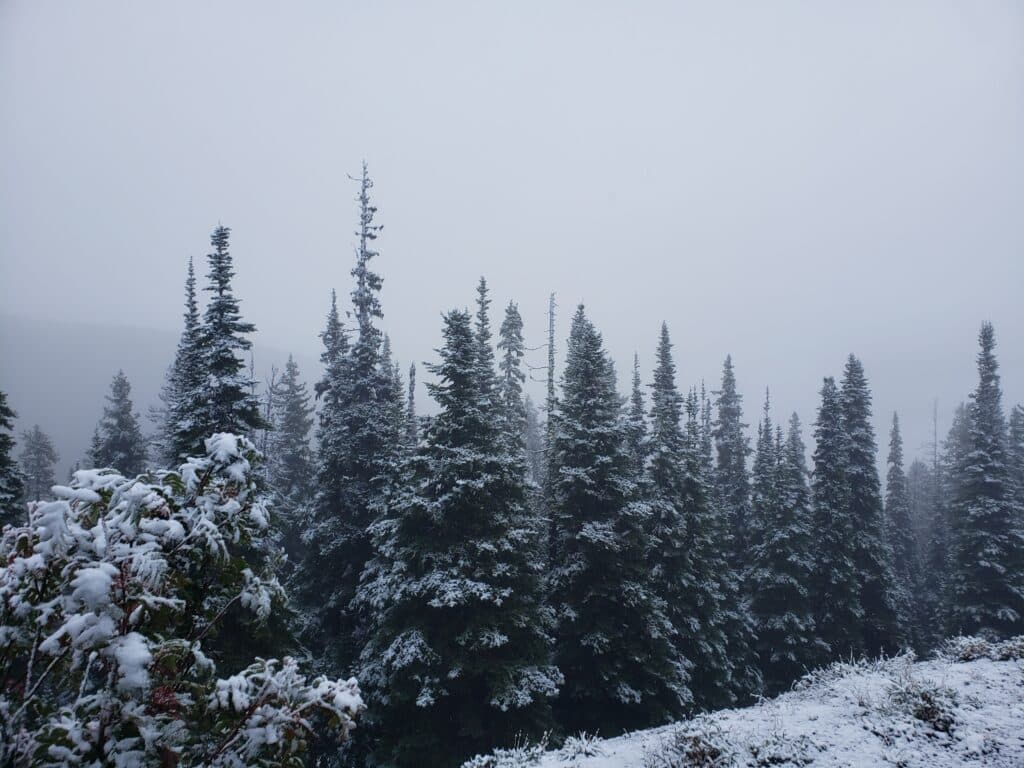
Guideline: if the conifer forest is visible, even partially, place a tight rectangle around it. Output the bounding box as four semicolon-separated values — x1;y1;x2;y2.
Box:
2;3;1022;767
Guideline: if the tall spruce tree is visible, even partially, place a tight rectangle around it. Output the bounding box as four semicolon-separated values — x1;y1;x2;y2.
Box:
190;226;263;447
357;307;558;768
712;356;752;572
884;413;920;649
839;355;903;655
297;166;403;675
625;353;648;477
1009;404;1024;518
19;425;58;502
0;391;25;527
296;292;350;669
88;371;147;476
927;404;971;637
548;307;687;735
748;406;820;693
641;325;696;711
267;355;315;563
156;258;207;464
947;323;1024;638
809;377;862;660
405;363;418;448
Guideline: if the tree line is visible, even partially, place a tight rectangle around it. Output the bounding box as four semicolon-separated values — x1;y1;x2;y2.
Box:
1;165;1022;767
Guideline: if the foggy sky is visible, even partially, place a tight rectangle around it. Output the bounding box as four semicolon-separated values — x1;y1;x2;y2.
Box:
2;1;1022;474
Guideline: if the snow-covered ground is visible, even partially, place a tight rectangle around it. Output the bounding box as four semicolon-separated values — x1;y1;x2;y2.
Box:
531;651;1023;768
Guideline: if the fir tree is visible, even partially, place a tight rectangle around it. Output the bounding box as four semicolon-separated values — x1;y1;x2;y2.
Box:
548;307;687;735
406;363;418;448
19;425;58;502
297;166;402;675
497;300;527;436
947;323;1024;638
156;258;207;464
625;352;648;477
88;370;147;476
884;413;920;649
295;291;350;669
358;307;558;767
927;404;971;638
191;225;264;448
0;391;25;528
839;355;903;655
809;377;862;660
641;326;696;710
267;355;315;563
1009;404;1024;519
712;355;752;576
749;404;821;693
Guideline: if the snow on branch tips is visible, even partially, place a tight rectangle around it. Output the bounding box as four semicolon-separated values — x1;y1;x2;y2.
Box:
0;433;364;767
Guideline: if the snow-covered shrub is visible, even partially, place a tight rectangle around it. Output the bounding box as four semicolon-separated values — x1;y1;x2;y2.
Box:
883;669;959;735
642;718;734;768
558;731;605;760
460;733;549;768
745;732;818;767
0;434;363;766
939;635;1024;662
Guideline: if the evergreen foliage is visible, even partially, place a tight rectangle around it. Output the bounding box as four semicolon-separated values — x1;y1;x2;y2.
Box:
190;226;264;448
297;165;403;674
0;391;25;528
88;370;147;477
357;306;557;768
712;356;752;575
839;355;903;656
809;377;863;660
267;355;315;563
548;307;688;735
19;424;59;503
885;413;921;649
156;257;207;464
748;406;821;694
947;324;1024;638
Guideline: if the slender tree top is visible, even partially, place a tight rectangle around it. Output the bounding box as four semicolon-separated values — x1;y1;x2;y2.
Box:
351;162;384;332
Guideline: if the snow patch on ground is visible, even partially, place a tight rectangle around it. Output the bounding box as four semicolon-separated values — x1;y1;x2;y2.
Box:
527;654;1023;767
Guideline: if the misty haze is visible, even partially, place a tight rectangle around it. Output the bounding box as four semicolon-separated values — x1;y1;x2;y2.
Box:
1;3;1022;767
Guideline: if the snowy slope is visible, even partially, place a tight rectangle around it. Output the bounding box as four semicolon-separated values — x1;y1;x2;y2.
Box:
530;651;1023;768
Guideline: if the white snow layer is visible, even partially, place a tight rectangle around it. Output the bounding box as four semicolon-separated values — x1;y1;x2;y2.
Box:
535;654;1024;768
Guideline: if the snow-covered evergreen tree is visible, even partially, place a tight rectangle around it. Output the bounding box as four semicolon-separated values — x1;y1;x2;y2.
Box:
267;355;315;563
1009;403;1024;519
926;403;970;638
748;405;820;694
548;307;687;735
641;325;695;711
947;323;1024;638
405;363;418;448
0;391;25;528
191;226;264;448
809;377;863;660
0;434;363;766
839;355;903;656
884;412;920;649
155;257;207;464
712;355;752;575
357;306;558;768
497;300;527;435
19;424;58;503
625;352;648;477
297;166;404;677
88;370;147;476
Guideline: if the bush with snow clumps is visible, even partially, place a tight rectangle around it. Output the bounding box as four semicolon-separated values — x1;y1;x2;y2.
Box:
0;433;363;766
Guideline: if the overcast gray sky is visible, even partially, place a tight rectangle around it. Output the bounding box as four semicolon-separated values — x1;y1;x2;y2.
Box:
2;1;1022;471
